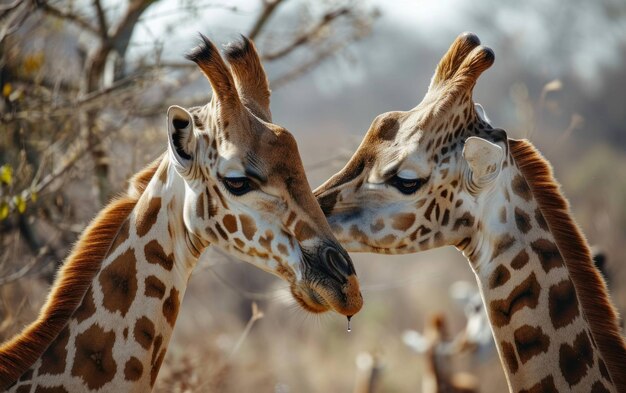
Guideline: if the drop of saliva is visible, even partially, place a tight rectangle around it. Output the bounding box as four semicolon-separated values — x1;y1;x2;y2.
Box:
347;316;352;333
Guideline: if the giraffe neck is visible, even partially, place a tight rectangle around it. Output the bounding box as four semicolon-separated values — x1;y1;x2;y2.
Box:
462;148;617;393
12;157;207;392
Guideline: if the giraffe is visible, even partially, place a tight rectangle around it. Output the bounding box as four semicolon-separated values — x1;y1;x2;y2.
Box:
404;313;479;393
314;32;626;392
0;34;362;392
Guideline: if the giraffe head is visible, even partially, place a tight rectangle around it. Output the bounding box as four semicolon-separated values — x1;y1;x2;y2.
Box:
169;35;361;316
315;32;503;254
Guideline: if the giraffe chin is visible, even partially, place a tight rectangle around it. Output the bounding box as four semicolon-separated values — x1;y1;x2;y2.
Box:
290;275;363;316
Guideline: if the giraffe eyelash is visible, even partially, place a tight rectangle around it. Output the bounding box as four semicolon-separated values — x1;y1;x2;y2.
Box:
387;175;429;195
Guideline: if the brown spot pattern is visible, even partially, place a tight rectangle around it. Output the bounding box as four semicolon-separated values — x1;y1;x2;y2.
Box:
145;275;166;299
34;387;69;393
150;349;166;386
318;190;340;215
294;220;315;242
215;223;228;240
548;279;580;329
133;316;155;350
530;239;564;272
500;340;519;374
491;234;516;259
499;206;507;223
71;324;117;390
511;249;529;270
135;197;161;237
109;218;130;255
277;243;289;256
512;174;532;201
376;116;399;141
559;331;594;386
19;369;33;382
239;214;256;240
591;381;611;393
514;207;532;234
196;193;205;219
489;272;541;327
39;326;70;375
259;230;274;252
518;376;558;393
391;213;416;231
598;358;611;381
370;219;385;233
535;208;549;231
452;212;475;231
223;214;237;233
124;356;143;381
99;248;138;317
144;240;174;271
151;334;163;365
489;264;511;289
514;325;550;364
74;286;96;323
163;287;180;327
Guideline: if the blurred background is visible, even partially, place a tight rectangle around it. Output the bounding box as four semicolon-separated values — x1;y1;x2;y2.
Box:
1;0;625;392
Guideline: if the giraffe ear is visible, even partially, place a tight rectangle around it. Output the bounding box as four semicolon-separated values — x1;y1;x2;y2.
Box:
462;136;504;185
167;105;195;169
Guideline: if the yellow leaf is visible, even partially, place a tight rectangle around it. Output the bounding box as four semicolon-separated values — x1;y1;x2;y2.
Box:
0;202;8;220
23;52;44;75
30;191;38;202
2;83;11;97
0;165;12;185
14;196;26;213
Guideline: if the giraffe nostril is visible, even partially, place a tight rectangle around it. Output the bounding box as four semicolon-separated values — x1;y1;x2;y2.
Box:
324;247;354;277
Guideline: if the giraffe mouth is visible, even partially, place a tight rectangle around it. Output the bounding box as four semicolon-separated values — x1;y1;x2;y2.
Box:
290;274;363;316
290;284;331;314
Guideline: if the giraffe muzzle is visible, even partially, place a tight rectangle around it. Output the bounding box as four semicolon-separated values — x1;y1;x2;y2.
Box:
300;244;363;316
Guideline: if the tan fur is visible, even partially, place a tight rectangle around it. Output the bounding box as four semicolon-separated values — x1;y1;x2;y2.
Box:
224;36;272;122
509;138;626;391
431;32;482;89
427;34;494;122
186;33;241;118
0;159;162;390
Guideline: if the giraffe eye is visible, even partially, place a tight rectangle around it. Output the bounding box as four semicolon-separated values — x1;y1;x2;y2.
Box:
388;175;424;195
222;177;255;196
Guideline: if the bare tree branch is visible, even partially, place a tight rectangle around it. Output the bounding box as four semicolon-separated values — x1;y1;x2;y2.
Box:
36;1;99;35
248;0;287;40
0;1;33;44
271;38;353;89
262;7;350;61
0;0;22;17
92;0;109;41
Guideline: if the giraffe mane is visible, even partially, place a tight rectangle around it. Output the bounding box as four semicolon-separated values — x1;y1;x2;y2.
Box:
0;155;164;390
509;138;626;391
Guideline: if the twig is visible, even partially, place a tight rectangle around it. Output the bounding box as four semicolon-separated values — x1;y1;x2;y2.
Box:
248;0;287;40
270;37;353;89
0;0;32;44
92;0;109;40
36;1;99;35
0;0;22;15
262;7;350;61
228;302;264;359
0;248;48;286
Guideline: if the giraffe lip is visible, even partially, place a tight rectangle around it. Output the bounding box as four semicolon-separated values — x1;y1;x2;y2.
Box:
290;284;331;314
291;276;363;316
